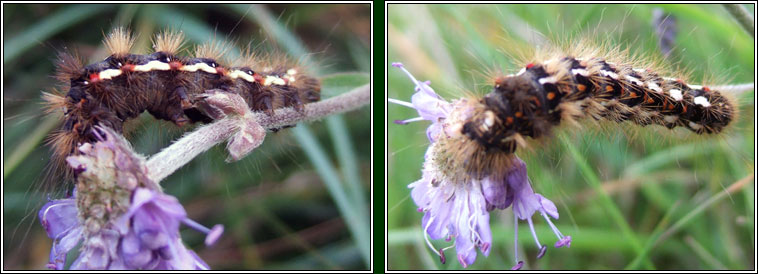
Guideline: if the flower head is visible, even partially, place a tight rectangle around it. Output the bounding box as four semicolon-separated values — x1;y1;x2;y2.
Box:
39;127;223;270
391;62;571;269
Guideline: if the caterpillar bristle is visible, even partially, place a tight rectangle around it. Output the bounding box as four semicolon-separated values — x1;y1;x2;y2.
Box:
41;89;67;115
234;45;260;68
103;27;135;57
153;29;186;54
194;40;232;63
54;51;83;83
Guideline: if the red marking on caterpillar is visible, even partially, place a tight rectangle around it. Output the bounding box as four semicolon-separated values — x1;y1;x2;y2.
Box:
44;28;321;179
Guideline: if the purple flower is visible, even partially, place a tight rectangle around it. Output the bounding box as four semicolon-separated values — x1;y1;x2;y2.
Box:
38;192;82;270
113;187;212;270
392;62;571;269
39;128;223;270
389;63;451;142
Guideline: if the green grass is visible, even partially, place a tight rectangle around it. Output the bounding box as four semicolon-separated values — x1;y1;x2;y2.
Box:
3;3;370;270
387;4;754;270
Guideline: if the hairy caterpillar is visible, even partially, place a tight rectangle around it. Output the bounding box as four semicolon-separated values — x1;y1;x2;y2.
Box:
387;3;753;270
44;28;320;178
450;45;739;179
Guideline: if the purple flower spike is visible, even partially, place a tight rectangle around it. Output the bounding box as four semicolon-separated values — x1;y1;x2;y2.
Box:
511;261;524;270
392;62;403;68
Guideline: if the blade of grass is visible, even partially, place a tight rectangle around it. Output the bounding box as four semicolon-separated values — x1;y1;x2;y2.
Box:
658;173;754;244
326;116;367;213
560;133;655;269
625;200;681;269
684;236;728;269
246;202;341;269
4;4;112;64
4;115;60;178
292;125;370;266
230;3;370;266
722;4;754;37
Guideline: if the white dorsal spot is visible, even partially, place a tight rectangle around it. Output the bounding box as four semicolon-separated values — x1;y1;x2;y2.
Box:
484;111;495;127
99;69;123;80
600;70;618;79
571;68;589;77
228;69;255;82
647;82;662;93
263;75;286;86
624;75;643;86
694;96;711;107
180;62;217;74
669;89;683;101
688;84;703;90
538;76;557;85
134;60;171;72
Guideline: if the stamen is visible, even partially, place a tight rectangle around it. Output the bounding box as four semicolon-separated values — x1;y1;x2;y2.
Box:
555;236;572;248
458;254;469;268
394;117;425;125
423;216;443;259
526;217;543;249
512;261;524;270
439;248;446;264
392;62;424;88
540;211;565;240
181;219;224;246
539;211;571;247
513;214;520;264
387;98;415;108
537;245;547;259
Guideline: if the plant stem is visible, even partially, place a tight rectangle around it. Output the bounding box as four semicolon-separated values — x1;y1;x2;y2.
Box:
146;84;370;182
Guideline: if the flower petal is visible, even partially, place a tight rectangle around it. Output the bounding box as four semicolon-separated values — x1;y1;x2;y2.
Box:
536;194;559;219
38;198;78;239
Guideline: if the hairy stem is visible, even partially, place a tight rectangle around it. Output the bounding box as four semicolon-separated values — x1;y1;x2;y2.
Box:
146;84;370;182
713;82;755;95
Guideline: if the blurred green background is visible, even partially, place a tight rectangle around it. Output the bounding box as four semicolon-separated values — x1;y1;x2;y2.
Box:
3;3;370;270
388;4;754;270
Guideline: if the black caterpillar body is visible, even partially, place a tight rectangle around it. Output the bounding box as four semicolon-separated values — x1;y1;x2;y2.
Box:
46;29;320;173
463;56;735;153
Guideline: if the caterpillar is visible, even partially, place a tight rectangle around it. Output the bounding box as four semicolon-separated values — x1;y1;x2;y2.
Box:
463;52;736;156
44;28;321;178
